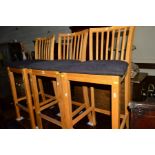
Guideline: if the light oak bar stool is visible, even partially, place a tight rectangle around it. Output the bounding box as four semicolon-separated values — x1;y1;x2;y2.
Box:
29;29;91;128
7;35;55;128
58;30;93;125
59;26;135;129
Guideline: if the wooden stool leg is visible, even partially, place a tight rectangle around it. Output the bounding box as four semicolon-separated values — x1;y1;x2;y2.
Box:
90;87;96;126
112;77;120;129
82;86;94;125
8;69;21;120
125;74;131;129
52;81;58;99
38;78;46;101
23;69;36;129
60;73;73;128
31;74;43;129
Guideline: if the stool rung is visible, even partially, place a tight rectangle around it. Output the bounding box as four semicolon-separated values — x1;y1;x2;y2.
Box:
73;107;93;125
72;101;83;106
40;97;56;107
40;113;62;127
40;100;58;111
72;104;85;117
120;114;128;129
17;103;28;112
17;96;26;102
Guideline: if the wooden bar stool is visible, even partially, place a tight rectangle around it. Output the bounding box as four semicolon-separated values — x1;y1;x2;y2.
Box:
29;29;91;128
7;35;55;128
58;30;93;125
59;26;135;129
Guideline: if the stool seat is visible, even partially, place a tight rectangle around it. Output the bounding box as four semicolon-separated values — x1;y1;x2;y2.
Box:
27;60;81;71
7;60;40;69
59;60;128;76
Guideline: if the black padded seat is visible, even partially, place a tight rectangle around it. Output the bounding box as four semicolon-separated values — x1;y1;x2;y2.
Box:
27;60;81;71
59;60;128;76
7;60;42;69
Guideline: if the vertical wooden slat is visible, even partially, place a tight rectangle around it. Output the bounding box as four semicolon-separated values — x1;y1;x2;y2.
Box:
41;39;44;60
51;36;55;60
76;34;80;60
105;31;109;60
73;35;77;60
69;36;73;59
96;32;99;60
66;35;69;60
116;29;121;60
35;39;38;59
63;36;66;59
110;30;115;60
58;35;62;60
44;39;47;60
89;29;93;60
81;30;88;61
47;38;50;60
47;38;50;59
121;28;127;60
100;32;104;60
79;34;83;60
38;40;41;59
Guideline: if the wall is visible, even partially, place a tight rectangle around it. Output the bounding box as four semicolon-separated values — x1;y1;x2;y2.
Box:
133;26;155;75
0;26;71;53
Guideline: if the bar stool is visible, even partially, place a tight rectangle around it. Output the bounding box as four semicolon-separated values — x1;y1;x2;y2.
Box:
59;26;136;128
7;35;55;128
29;29;91;128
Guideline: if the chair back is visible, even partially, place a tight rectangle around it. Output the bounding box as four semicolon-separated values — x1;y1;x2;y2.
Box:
34;35;55;60
58;29;88;61
89;26;135;64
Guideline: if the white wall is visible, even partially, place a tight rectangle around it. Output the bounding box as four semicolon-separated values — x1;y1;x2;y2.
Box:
133;26;155;63
133;26;155;75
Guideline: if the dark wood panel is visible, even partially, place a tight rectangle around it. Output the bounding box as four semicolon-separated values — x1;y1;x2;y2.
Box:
136;63;155;69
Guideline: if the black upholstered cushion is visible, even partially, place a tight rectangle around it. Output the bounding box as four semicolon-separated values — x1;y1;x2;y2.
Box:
59;60;128;76
27;60;81;71
7;60;42;69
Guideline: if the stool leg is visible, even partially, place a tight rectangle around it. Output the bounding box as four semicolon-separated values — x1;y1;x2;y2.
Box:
82;86;94;126
8;69;21;120
90;87;96;126
112;77;120;129
60;73;73;128
125;74;130;129
38;78;46;102
31;74;43;129
23;69;36;129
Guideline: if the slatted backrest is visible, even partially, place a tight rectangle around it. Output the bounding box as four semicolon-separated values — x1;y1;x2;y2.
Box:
58;29;88;61
89;26;135;64
34;35;55;60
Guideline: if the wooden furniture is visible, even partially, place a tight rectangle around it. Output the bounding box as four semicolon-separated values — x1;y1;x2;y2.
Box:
129;97;155;128
35;37;55;60
60;26;135;128
7;36;55;128
131;72;148;101
30;29;90;128
34;36;56;104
